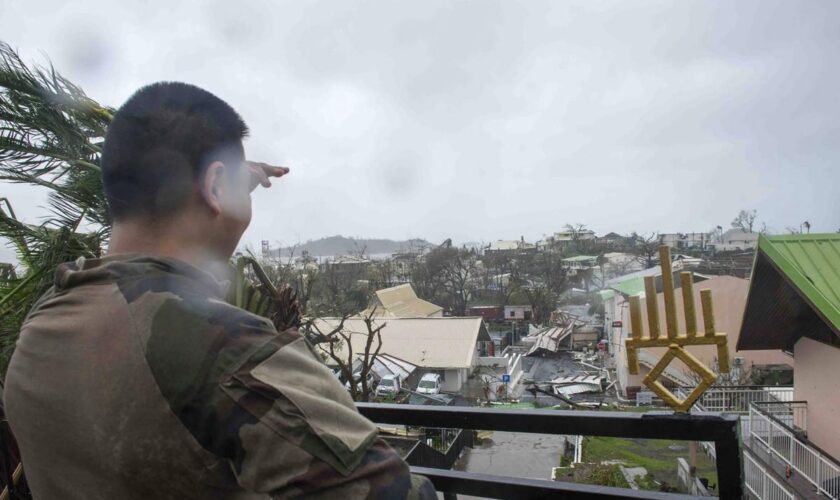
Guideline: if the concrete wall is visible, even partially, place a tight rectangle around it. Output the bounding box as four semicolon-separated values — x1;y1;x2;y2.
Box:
442;368;468;393
504;305;531;320
794;336;840;459
604;292;631;396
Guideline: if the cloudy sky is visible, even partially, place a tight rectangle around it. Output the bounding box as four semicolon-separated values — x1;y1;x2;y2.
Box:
1;0;838;260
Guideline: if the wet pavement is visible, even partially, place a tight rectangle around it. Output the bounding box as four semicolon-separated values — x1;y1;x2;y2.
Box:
453;430;569;480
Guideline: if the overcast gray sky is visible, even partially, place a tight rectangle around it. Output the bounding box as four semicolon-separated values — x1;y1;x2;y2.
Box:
1;0;838;261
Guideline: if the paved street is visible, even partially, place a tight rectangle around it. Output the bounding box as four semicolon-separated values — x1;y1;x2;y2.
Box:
453;430;568;479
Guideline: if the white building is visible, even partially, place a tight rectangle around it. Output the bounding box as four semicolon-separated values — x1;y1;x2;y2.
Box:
504;305;533;321
551;229;596;242
657;232;711;250
486;238;536;254
712;228;759;252
561;255;598;275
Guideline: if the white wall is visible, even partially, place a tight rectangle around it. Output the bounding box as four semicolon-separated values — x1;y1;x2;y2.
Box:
604;293;632;397
504;306;530;320
442;368;467;392
794;336;840;459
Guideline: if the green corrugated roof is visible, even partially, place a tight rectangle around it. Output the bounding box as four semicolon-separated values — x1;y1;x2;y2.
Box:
611;277;646;297
758;233;840;332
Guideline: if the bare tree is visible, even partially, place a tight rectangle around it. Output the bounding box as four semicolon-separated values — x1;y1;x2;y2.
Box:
301;309;385;402
411;245;478;316
350;241;368;259
630;232;659;269
563;223;593;252
682;359;754;387
480;251;518;308
564;223;588;240
731;209;758;233
521;285;557;326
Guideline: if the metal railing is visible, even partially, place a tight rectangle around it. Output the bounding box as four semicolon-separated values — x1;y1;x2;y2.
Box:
752;401;807;435
692;386;793;414
744;451;794;500
749;402;840;499
674;386;791;463
675;386;794;459
358;403;742;499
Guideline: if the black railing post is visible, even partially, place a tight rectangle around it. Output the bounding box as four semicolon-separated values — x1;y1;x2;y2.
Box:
714;435;742;499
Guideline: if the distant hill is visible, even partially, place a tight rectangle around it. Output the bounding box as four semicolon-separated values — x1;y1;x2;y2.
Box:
274;236;433;258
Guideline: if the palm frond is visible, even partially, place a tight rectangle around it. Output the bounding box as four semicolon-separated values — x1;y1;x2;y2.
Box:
0;41;112;237
0;41;111;378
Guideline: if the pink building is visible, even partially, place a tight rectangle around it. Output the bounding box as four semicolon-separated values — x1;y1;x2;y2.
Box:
611;275;793;396
738;234;840;499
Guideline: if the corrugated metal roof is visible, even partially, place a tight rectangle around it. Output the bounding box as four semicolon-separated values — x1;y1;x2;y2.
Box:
607;265;710;298
611;277;647;297
738;234;840;351
359;353;418;380
315;317;490;369
760;234;840;331
366;284;443;318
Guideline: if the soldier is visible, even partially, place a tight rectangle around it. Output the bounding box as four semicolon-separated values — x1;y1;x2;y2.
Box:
3;82;435;499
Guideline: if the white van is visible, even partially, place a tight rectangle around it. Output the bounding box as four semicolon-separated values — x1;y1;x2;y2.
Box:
416;373;442;395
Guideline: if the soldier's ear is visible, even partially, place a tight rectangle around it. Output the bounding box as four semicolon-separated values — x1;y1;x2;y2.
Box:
200;161;225;216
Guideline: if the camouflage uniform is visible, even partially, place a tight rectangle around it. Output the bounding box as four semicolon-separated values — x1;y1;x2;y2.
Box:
3;255;435;499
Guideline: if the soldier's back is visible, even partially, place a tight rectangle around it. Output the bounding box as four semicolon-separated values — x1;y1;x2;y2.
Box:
4;256;268;499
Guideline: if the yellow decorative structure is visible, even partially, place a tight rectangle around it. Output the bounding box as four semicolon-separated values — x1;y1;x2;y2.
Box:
625;246;729;412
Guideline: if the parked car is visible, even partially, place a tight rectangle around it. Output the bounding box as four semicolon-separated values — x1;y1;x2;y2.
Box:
375;374;402;397
345;371;376;392
416;373;442;395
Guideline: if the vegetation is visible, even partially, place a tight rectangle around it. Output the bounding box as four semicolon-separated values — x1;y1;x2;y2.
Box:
582;436;717;492
273;235;430;259
585;464;630;488
0;42;113;378
731;209;758;233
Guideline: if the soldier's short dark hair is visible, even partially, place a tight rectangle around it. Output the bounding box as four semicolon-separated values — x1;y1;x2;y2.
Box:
101;82;249;221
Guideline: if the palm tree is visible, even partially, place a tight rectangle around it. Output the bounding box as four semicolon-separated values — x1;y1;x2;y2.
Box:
0;41;112;377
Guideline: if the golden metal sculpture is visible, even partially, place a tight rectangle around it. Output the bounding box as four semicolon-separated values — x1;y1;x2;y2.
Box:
625;246;729;412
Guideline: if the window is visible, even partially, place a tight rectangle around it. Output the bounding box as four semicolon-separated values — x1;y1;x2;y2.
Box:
510;310;515;318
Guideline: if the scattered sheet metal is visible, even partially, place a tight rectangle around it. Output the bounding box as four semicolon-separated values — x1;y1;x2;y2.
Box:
550;374;603;396
524;310;589;356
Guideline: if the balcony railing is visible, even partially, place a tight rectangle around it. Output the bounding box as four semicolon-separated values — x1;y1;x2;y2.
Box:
692;386;793;414
674;385;793;462
744;451;794;500
358;403;742;499
749;402;840;499
752;401;807;436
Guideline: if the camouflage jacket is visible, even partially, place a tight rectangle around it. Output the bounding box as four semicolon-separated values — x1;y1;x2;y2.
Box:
3;255;435;499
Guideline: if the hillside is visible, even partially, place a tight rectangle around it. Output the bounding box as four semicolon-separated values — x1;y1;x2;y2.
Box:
275;235;432;258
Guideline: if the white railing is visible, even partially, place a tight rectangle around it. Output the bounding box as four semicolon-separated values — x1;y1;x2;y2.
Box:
674;386;793;463
750;403;840;499
693;386;793;414
744;451;794;500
